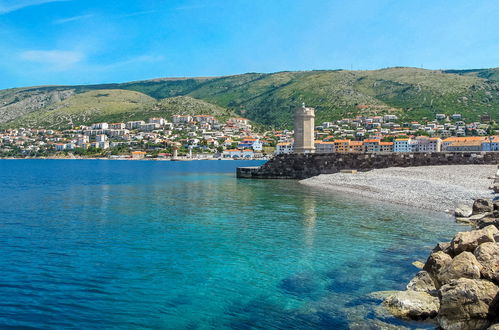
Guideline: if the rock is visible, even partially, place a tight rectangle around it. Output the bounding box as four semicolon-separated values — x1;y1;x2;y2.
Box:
474;242;499;283
412;261;425;269
456;217;474;225
494;200;499;211
383;290;439;320
450;225;499;254
477;217;499;230
406;270;437;295
423;251;452;287
473;199;494;215
488;324;499;330
438;251;482;285
438;278;499;330
469;213;493;222
432;242;451;254
455;205;473;218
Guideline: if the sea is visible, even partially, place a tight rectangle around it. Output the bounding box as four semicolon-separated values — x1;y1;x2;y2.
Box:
0;159;463;329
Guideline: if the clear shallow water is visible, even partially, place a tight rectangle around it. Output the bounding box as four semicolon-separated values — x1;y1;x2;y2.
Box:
0;160;463;329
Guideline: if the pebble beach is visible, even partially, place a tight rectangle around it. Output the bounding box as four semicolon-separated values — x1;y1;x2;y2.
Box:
300;165;497;213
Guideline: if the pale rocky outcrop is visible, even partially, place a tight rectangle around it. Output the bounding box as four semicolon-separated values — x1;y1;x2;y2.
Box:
438;278;499;330
456;205;473;218
406;270;437;295
474;242;499;283
450;225;499;254
383;290;439;320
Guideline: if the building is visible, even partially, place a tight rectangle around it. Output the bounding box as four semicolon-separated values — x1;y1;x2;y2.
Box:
131;151;146;159
172;115;192;124
275;142;294;154
394;138;411;152
92;122;109;130
294;103;315;153
126;121;146;130
364;139;381;153
223;149;242;158
349;141;364;153
379;142;394;153
149;117;166;126
413;137;442;152
333;140;350;153
109;123;125;130
314;141;335;153
481;136;499;151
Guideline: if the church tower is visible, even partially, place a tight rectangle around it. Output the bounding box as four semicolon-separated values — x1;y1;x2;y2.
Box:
294;103;315;153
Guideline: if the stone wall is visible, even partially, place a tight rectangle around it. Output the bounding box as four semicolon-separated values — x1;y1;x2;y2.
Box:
237;152;499;179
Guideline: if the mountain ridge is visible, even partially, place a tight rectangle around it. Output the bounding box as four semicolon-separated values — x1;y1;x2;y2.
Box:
1;67;498;129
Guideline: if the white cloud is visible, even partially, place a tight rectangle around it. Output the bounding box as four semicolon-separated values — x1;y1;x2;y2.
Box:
20;50;84;70
53;14;93;24
0;0;70;14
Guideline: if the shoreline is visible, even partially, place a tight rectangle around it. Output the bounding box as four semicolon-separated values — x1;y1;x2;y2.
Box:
300;165;497;214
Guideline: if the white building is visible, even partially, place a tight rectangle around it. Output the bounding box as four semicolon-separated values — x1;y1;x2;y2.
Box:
394;138;412;152
92;122;109;130
126;121;146;130
275;142;294;154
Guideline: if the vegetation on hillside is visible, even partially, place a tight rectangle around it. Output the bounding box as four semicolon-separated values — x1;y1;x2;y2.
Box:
1;67;498;129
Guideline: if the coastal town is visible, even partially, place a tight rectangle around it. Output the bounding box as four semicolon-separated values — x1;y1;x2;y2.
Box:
0;110;497;159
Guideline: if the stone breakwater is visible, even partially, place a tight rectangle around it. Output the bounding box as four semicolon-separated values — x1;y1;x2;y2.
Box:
237;152;499;180
381;168;499;330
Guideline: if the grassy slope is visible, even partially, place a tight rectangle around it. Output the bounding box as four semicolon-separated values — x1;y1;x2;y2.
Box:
5;90;235;129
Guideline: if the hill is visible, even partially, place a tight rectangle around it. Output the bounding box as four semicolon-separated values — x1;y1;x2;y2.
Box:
1;67;498;129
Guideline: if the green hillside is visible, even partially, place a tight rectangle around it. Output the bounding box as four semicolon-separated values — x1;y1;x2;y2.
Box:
5;90;233;129
1;67;498;129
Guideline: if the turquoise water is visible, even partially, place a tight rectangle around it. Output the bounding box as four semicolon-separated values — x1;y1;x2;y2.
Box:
0;160;462;329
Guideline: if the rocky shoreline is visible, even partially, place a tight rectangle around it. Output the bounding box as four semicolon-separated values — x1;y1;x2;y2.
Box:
300;165;496;213
381;166;499;329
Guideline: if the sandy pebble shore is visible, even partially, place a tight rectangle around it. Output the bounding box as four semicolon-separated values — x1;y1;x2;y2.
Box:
300;165;497;213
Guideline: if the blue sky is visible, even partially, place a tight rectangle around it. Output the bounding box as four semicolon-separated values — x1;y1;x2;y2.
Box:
0;0;498;89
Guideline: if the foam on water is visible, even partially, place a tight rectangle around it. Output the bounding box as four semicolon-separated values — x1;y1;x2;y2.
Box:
0;160;462;329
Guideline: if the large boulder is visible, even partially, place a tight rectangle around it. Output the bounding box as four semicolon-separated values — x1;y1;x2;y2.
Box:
438;278;499;330
488;324;499;330
456;205;473;218
438;252;482;285
474;242;499;283
406;270;437;295
476;217;499;230
473;199;494;215
383;290;439;320
423;251;453;287
450;225;499;254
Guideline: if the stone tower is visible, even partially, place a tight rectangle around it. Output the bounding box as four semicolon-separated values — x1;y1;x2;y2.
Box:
294;103;315;153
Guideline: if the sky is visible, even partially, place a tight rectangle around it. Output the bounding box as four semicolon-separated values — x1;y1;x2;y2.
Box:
0;0;498;89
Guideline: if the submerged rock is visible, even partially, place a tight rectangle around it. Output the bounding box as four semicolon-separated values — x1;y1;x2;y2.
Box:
438;278;499;330
450;225;499;254
406;270;437;295
412;260;425;269
474;242;499;283
473;199;494;215
438;251;482;285
383;290;439;320
278;272;320;296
